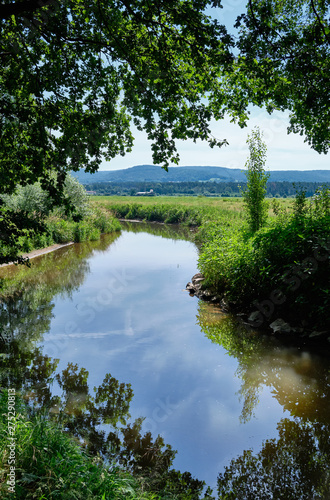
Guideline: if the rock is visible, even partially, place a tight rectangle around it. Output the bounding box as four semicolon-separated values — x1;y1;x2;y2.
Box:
309;330;328;338
269;318;292;333
186;283;196;295
186;274;205;295
248;311;262;323
186;273;221;304
192;273;204;281
199;290;213;301
193;277;205;285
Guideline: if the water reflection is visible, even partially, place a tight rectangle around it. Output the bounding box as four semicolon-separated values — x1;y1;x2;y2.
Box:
1;225;330;497
198;302;330;422
0;233;120;349
197;301;330;497
0;344;59;409
217;417;330;499
0;229;212;497
0;342;210;498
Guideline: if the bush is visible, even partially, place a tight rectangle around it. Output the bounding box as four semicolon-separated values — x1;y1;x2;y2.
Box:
198;195;330;331
74;221;101;242
46;218;75;243
91;207;122;233
1;182;52;217
62;174;92;220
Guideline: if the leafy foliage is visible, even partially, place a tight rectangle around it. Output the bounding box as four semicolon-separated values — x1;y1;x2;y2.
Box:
226;0;330;153
0;0;329;208
241;127;269;233
198;186;330;331
0;0;232;203
0;175;121;262
1;174;90;220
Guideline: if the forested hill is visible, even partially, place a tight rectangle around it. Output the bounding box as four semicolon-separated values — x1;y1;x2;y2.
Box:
72;165;330;184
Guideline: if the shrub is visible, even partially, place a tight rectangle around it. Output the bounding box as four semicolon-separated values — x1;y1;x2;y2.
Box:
92;207;121;233
198;189;330;331
62;174;92;220
46;218;75;243
74;221;101;242
1;182;52;217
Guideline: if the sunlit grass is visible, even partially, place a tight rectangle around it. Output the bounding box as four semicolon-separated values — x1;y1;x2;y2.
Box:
92;195;293;221
0;391;157;499
93;195;244;211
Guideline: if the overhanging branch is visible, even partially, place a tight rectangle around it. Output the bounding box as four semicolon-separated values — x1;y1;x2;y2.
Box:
0;0;55;20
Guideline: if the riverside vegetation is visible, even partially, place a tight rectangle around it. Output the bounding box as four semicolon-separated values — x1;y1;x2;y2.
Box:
95;184;330;337
0;174;120;265
1;179;329;499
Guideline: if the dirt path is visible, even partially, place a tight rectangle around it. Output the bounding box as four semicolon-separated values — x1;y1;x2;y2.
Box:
0;242;74;267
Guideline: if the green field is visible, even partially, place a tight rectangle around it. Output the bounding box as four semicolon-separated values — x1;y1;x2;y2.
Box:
93;195;293;218
93;193;330;337
93;194;245;211
92;196;294;231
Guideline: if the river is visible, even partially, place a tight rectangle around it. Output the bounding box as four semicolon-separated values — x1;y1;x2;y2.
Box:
1;222;329;497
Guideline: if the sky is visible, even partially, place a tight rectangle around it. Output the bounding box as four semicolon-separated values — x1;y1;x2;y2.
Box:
99;1;329;172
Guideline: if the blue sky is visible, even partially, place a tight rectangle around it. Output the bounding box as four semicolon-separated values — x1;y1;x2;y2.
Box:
102;109;330;171
100;1;329;172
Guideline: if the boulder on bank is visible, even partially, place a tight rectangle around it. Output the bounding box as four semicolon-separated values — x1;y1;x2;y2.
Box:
186;273;220;303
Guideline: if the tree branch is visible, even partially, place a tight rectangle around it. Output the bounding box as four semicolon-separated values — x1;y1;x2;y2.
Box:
0;0;53;20
309;0;330;41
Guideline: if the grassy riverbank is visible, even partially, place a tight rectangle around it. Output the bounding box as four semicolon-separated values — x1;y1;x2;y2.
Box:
0;176;121;265
0;206;121;267
94;192;330;337
0;391;157;499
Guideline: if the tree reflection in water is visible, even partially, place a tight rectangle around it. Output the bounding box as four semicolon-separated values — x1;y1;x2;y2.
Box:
217;418;330;499
0;236;212;498
197;301;330;499
2;230;330;498
0;342;212;498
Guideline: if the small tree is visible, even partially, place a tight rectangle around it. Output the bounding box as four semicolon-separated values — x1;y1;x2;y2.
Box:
242;127;269;233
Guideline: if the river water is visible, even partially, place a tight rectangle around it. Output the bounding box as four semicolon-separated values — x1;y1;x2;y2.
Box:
1;222;330;497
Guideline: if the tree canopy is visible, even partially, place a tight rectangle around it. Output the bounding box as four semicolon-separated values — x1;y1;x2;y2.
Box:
0;0;234;201
1;0;329;201
222;0;330;153
0;0;329;252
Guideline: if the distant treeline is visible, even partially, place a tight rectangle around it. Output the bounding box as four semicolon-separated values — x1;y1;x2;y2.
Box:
84;181;329;198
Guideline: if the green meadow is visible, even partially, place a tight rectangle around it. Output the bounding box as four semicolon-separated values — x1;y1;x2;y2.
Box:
95;191;330;336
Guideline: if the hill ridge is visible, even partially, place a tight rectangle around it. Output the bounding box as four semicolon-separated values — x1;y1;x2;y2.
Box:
71;165;330;184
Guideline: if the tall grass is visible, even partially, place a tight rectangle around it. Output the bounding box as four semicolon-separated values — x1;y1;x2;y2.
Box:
95;192;330;333
93;196;246;228
0;390;157;499
45;207;121;244
198;187;330;332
